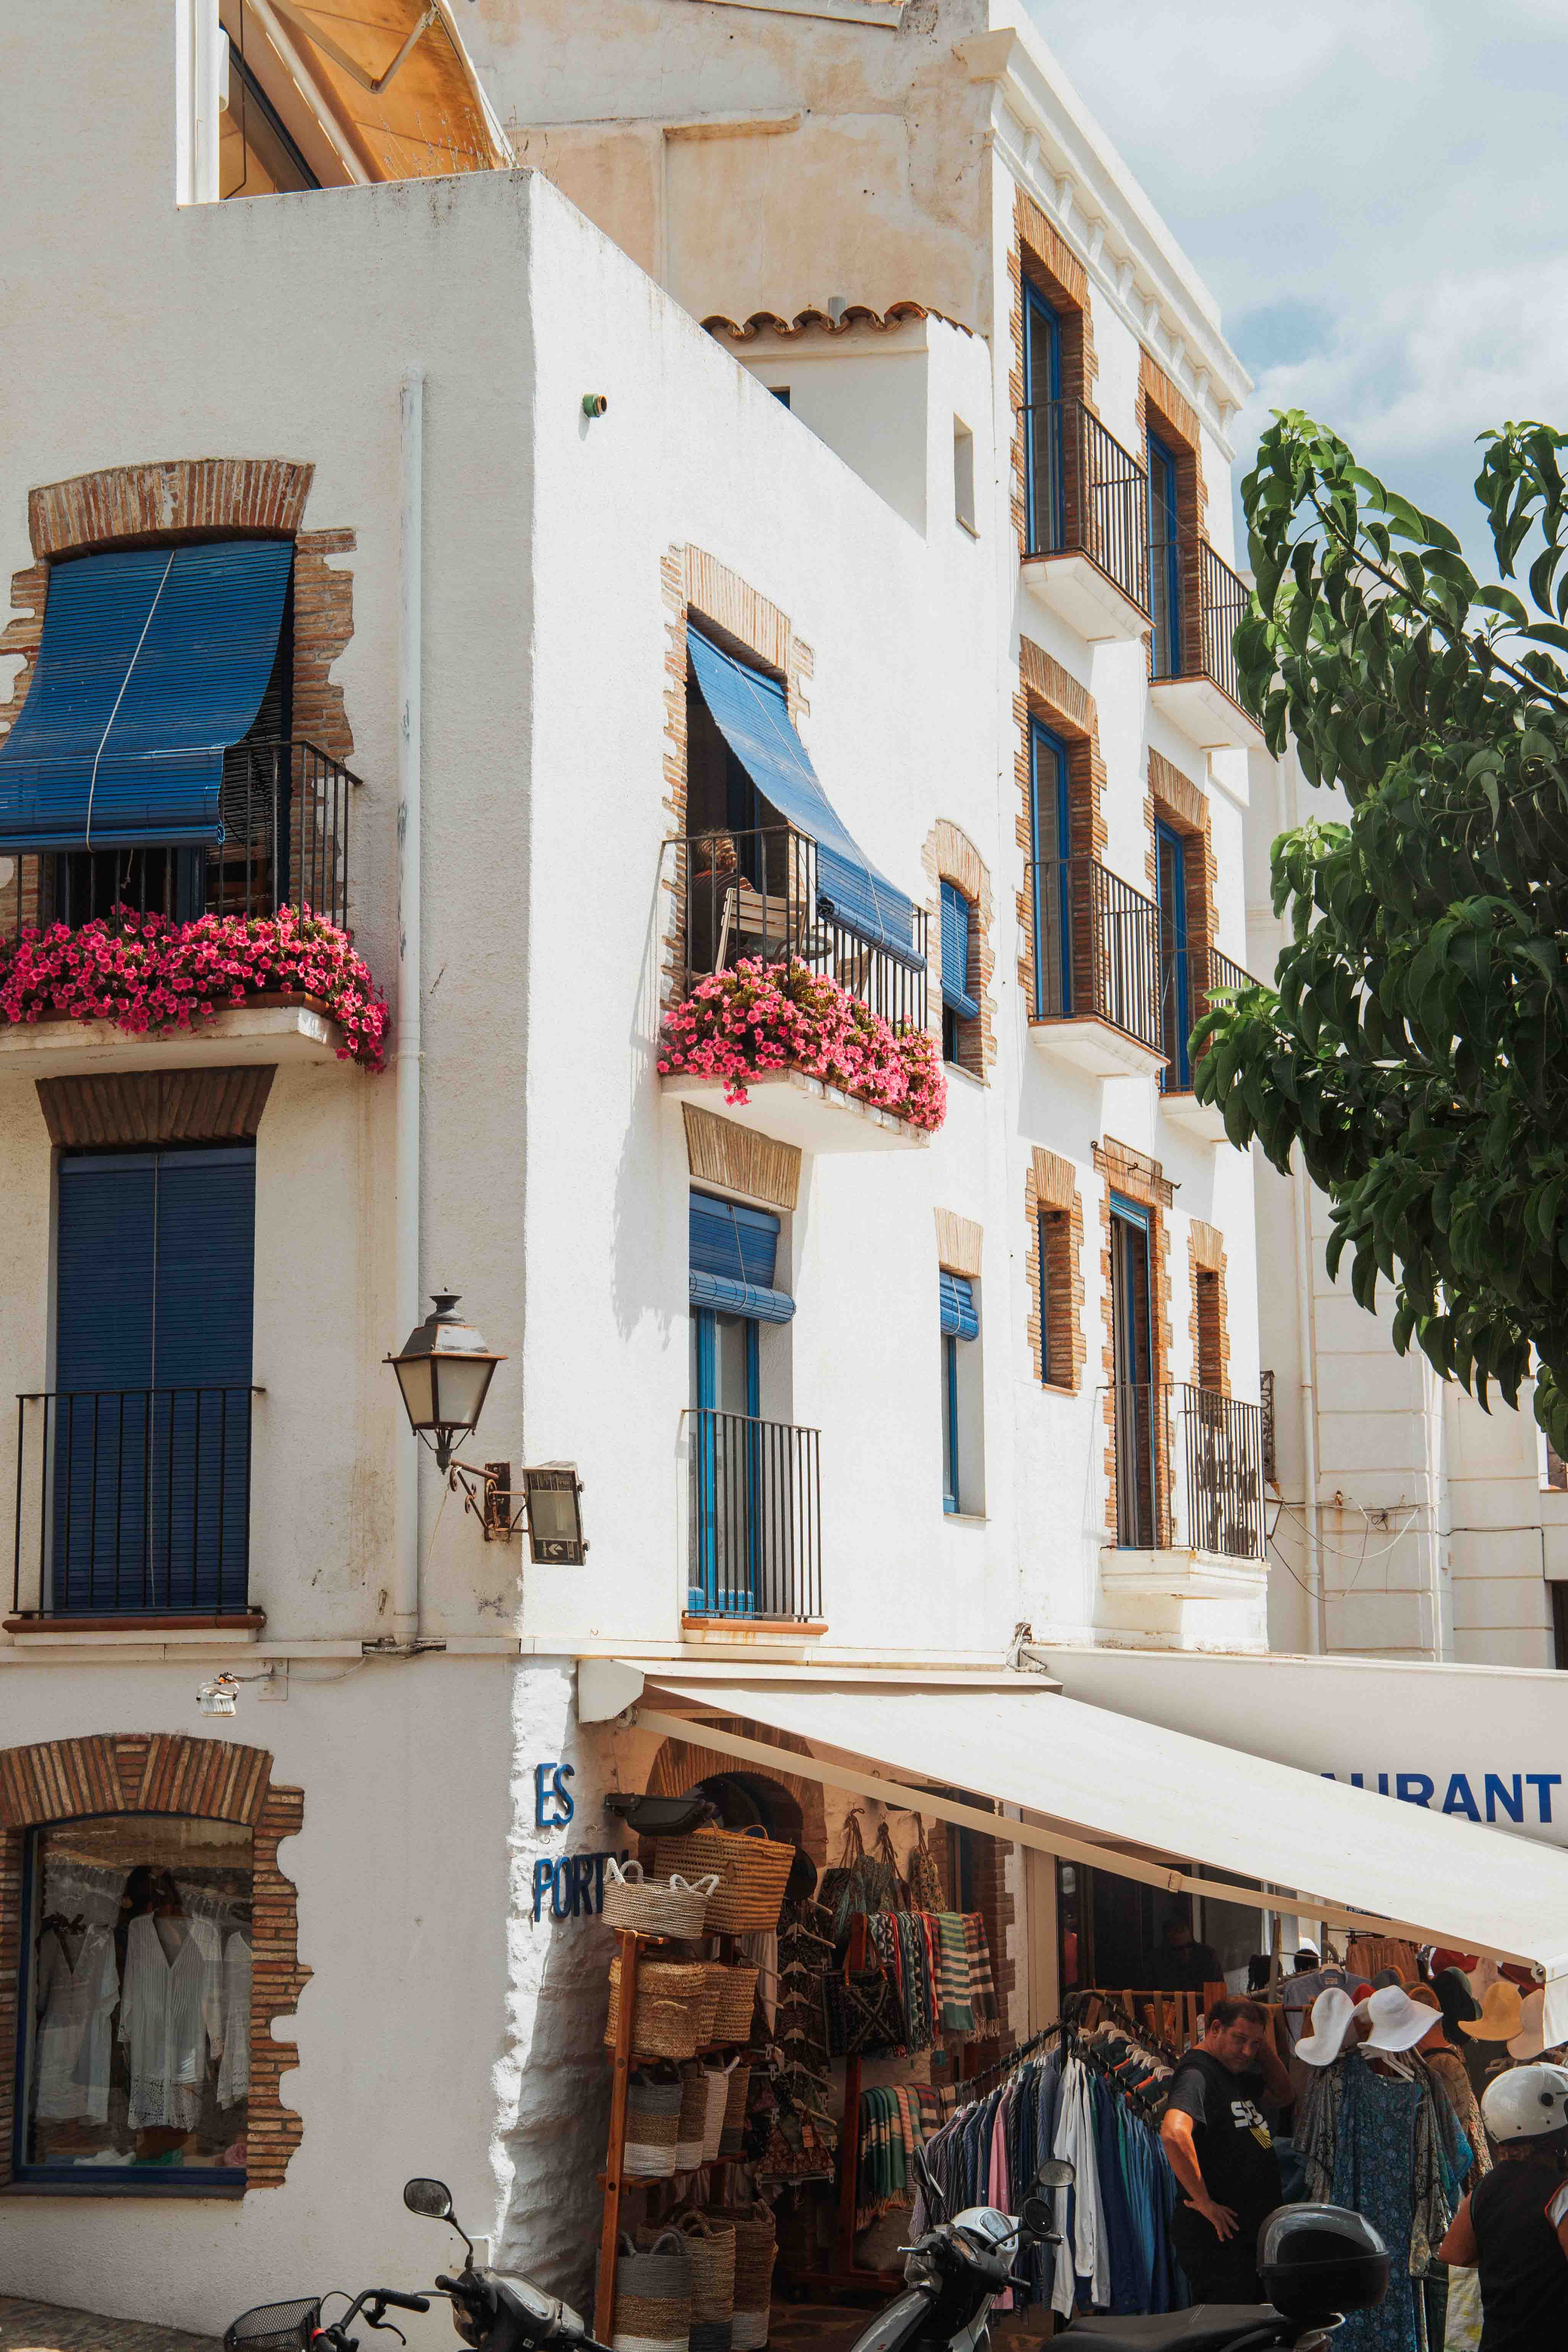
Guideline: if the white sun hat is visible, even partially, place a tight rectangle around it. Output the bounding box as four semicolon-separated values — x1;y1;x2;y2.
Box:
1295;1985;1359;2067
1358;1984;1442;2054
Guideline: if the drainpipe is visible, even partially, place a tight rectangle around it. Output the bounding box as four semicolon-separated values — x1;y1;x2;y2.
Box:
1293;1153;1323;1655
392;368;424;1644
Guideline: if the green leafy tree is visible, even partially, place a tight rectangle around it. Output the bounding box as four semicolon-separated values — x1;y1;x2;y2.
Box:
1196;411;1568;1449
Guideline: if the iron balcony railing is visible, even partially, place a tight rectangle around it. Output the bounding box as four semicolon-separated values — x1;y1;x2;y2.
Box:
677;822;929;1036
12;1386;257;1619
686;1405;822;1623
1028;853;1163;1053
1148;535;1251;712
1111;1382;1265;1560
1160;943;1254;1093
2;737;357;944
1021;398;1150;616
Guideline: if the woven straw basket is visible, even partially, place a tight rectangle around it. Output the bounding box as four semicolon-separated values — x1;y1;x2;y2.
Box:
675;2062;709;2171
676;2213;736;2324
605;1957;710;2061
652;1828;794;1933
625;2072;683;2179
710;1964;759;2044
699;2056;737;2163
719;2062;751;2156
708;2206;775;2352
610;2231;690;2352
603;1860;720;1939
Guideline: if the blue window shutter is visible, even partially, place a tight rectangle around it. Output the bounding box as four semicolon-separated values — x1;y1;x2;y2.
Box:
56;1154;158;1391
154;1148;255;1610
938;1270;979;1342
0;539;294;851
940;882;980;1021
1110;1190;1151;1234
686;625;924;971
689;1192;794;1324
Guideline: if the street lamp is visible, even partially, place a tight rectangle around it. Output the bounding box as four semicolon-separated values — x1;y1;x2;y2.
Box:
385;1293;504;1471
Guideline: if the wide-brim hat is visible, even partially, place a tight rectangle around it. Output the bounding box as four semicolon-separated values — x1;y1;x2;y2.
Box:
1296;1985;1358;2066
1460;1980;1526;2042
1359;1984;1442;2054
1508;1989;1548;2062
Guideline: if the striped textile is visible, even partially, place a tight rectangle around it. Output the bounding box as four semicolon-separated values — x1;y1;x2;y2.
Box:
937;1913;973;2031
963;1912;999;2033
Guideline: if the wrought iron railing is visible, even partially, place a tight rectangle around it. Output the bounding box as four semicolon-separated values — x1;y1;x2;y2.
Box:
1160;943;1254;1093
1148;536;1251;712
1028;854;1162;1052
1;737;357;944
12;1386;257;1619
676;822;929;1036
1021;398;1150;615
1110;1382;1265;1560
686;1405;822;1622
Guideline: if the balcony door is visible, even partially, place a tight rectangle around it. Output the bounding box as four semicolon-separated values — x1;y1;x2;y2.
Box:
691;1306;761;1615
1029;719;1072;1018
1148;431;1182;679
52;1148;255;1615
1109;1193;1157;1549
1155;819;1191;1090
1024;282;1063;556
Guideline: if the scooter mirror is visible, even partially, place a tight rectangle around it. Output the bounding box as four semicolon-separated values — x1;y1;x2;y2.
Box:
404;2178;455;2221
1019;2196;1058;2240
1032;2159;1074;2192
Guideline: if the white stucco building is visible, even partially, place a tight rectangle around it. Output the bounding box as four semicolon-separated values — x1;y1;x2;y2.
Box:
4;4;1565;2341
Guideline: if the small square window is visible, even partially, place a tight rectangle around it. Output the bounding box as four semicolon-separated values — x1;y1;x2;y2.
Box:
953;418;977;535
770;385;791;410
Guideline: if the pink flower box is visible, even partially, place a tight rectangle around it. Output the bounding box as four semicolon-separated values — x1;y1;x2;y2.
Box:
659;957;946;1132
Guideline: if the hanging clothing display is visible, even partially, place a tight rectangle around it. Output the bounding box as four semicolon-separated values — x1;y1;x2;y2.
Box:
218;1931;252;2109
854;2082;958;2228
120;1911;224;2131
861;1911;998;2054
32;1924;119;2124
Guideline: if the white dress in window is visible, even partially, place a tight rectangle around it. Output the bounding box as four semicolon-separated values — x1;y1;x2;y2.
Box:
217;1931;252;2108
119;1912;223;2131
33;1925;119;2123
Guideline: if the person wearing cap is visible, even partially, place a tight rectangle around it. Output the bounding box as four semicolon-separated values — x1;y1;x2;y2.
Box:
1437;2063;1568;2348
1160;1995;1294;2305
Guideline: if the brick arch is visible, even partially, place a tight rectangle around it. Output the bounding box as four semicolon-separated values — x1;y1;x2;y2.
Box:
0;1732;307;2191
645;1721;827;1863
922;818;996;1083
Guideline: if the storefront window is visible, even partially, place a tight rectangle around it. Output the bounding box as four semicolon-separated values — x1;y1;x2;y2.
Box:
17;1813;252;2183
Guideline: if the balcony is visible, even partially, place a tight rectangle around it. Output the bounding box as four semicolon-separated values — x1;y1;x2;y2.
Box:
1147;538;1264;751
8;1386;261;1635
684;1405;823;1633
663;824;935;1153
1020;399;1151;643
1159;943;1254;1141
1101;1382;1267;1634
1026;854;1167;1078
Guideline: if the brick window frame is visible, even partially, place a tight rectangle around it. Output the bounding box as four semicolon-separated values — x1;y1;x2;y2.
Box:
1093;1139;1175;1544
1144;749;1220;1087
1189;1219;1230;1395
1014;639;1106;1018
1135;357;1209;679
1008;189;1100;561
0;1733;307;2193
1024;1146;1084;1392
922;821;995;1082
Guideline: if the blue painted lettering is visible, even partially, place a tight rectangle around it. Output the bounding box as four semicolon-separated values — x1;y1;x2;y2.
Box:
1396;1774;1434;1807
1527;1772;1562;1824
1485;1774;1524;1824
1442;1773;1481;1821
532;1857;554;1923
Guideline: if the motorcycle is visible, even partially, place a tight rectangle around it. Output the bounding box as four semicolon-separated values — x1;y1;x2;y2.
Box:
225;2178;610;2352
845;2149;1391;2352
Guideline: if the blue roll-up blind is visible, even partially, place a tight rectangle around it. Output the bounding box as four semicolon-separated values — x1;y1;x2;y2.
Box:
686;626;924;971
940;881;980;1021
939;1270;979;1341
0;539;294;851
689;1192;795;1324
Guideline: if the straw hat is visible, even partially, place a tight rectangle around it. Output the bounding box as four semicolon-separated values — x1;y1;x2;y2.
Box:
1508;1988;1548;2062
1460;1980;1526;2043
1296;1985;1358;2066
1358;1984;1443;2054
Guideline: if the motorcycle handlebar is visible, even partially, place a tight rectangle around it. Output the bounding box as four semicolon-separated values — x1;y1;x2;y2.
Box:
373;2296;432;2316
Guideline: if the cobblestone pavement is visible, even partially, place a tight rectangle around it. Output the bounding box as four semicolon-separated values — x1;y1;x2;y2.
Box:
0;2301;220;2352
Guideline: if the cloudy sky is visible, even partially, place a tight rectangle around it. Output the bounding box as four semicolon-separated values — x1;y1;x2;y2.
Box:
1034;0;1564;578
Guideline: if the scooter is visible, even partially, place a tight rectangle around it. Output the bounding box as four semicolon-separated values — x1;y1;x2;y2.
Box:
846;2149;1391;2352
225;2178;611;2352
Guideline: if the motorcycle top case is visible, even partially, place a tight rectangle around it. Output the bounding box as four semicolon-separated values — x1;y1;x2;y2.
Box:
1257;2203;1390;2322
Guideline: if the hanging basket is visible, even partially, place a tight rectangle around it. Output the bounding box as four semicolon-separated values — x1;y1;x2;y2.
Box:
676;2213;736;2326
652;1828;794;1934
699;2056;738;2164
676;2062;709;2172
605;1957;711;2061
710;1963;759;2044
719;2061;751;2156
608;2232;691;2352
625;2072;684;2179
603;1859;721;1939
707;2205;775;2351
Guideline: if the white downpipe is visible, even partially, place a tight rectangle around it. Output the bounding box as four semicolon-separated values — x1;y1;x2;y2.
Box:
1293;1154;1324;1655
392;369;424;1643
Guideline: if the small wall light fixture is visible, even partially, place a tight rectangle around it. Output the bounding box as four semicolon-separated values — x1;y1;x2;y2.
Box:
582;393;609;419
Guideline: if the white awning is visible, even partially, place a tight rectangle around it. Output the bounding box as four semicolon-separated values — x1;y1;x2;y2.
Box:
581;1662;1568;2041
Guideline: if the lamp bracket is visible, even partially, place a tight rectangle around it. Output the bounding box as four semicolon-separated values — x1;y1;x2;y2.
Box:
445;1457;589;1560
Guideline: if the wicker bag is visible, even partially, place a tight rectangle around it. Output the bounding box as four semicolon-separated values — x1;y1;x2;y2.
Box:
718;2061;751;2156
676;2062;709;2172
676;2211;736;2352
872;1822;912;1913
709;2205;775;2352
603;1859;721;1939
652;1827;794;1934
625;2071;683;2179
710;1963;759;2044
699;2055;738;2163
906;1813;944;1914
605;1956;710;2061
609;2232;690;2352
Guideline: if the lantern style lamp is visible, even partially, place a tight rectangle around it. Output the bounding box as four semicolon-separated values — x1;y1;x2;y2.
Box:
385;1293;505;1471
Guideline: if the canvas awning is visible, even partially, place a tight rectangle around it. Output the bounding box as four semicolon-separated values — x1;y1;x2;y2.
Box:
579;1662;1568;2040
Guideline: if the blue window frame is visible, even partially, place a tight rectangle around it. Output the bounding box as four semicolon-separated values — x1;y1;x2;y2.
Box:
942;1334;960;1513
1148;431;1182;678
1023;283;1063;556
1155;820;1191;1089
691;1294;762;1617
1109;1192;1157;1547
940;880;980;1061
1029;718;1072;1018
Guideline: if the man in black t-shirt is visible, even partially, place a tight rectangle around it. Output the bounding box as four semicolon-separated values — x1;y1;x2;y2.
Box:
1160;1995;1293;2305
